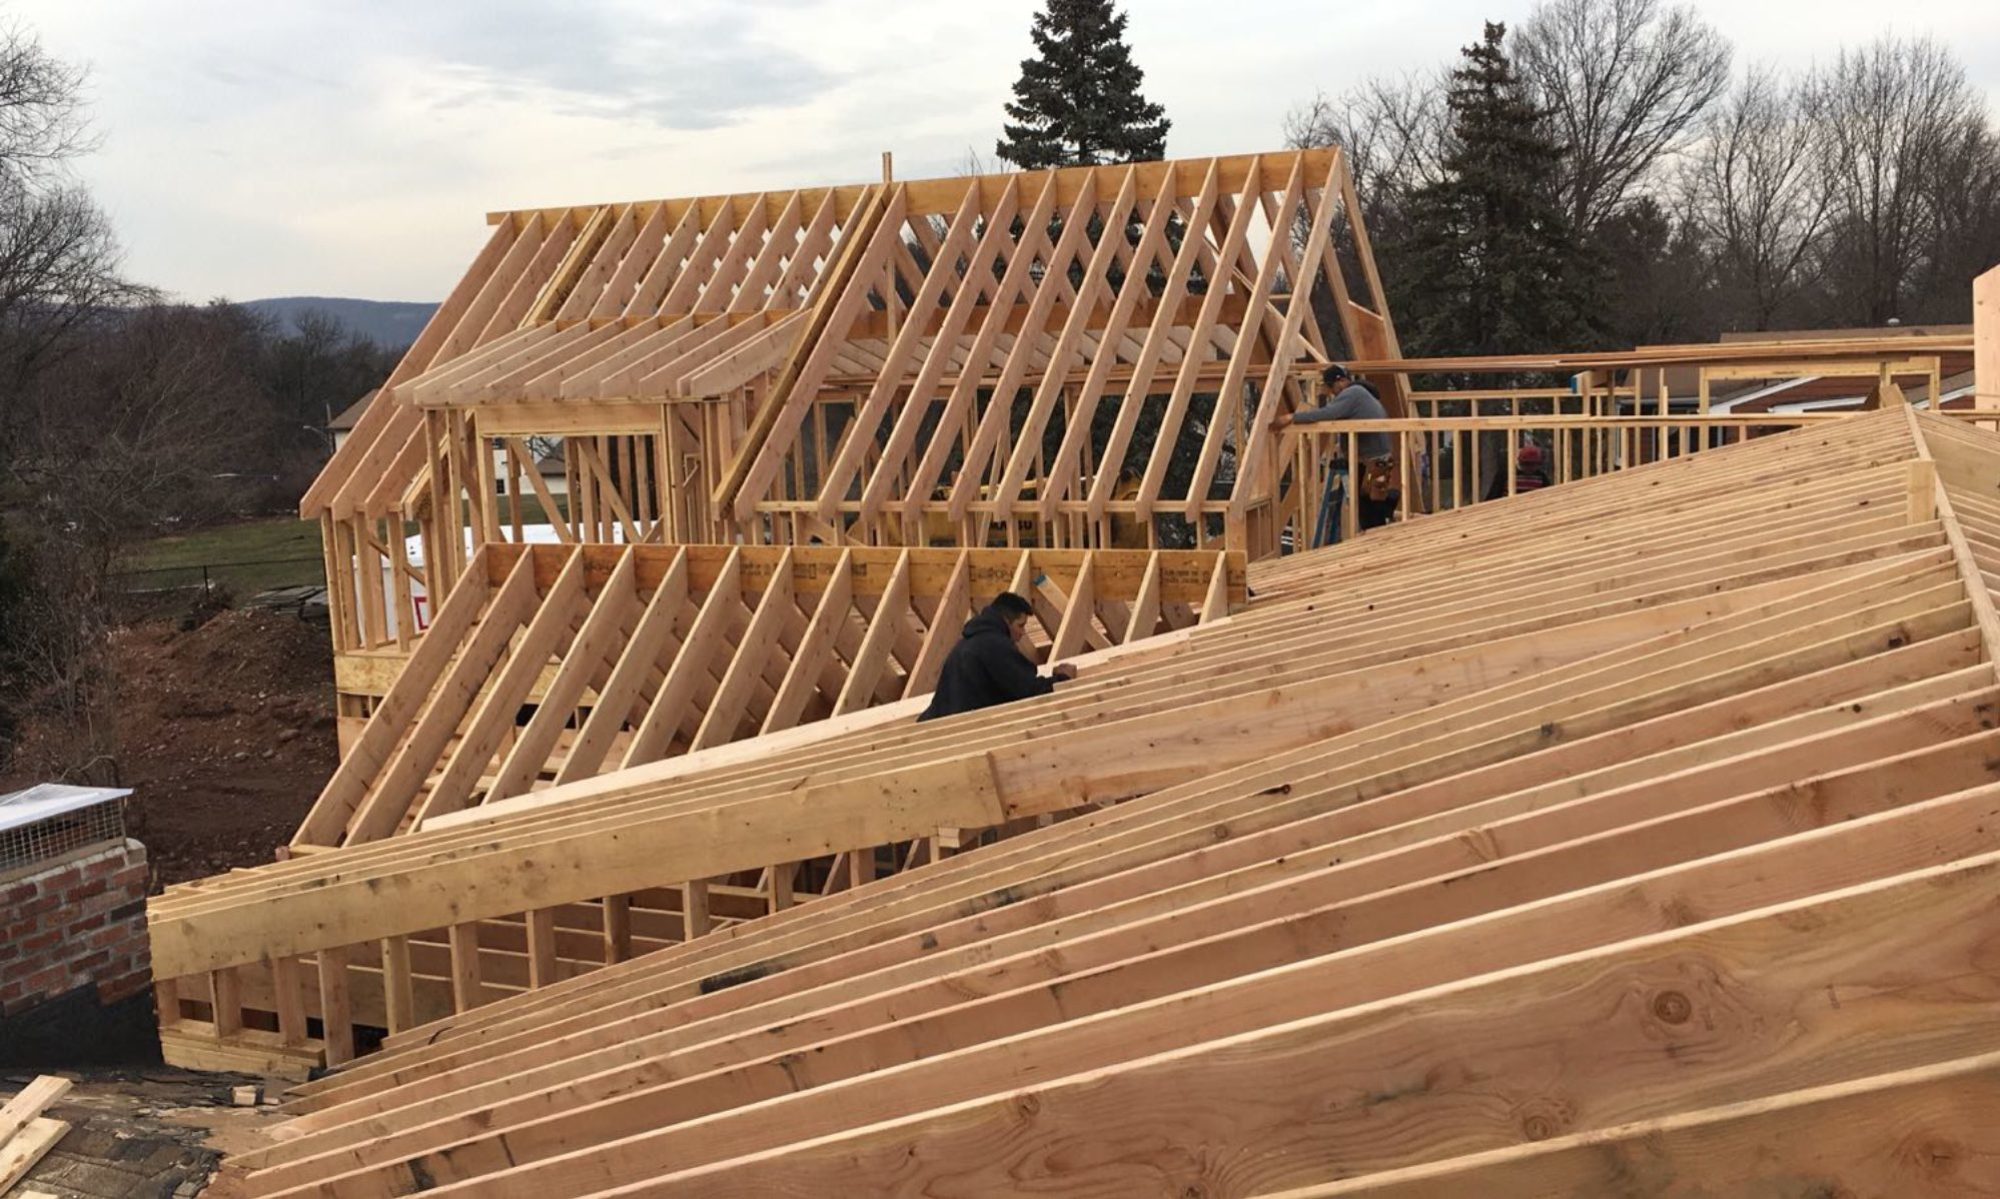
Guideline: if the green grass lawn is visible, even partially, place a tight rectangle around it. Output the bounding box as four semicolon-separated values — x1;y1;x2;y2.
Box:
119;494;576;599
490;494;569;528
122;517;327;595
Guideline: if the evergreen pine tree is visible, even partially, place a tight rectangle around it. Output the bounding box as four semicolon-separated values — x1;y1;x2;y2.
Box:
1397;22;1601;358
997;0;1170;170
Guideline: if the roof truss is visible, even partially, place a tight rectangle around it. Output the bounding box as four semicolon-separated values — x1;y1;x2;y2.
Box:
171;408;2000;1196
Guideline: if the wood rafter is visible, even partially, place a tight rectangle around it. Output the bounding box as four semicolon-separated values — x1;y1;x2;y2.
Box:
306;148;1394;572
175;409;2000;1197
287;543;1242;851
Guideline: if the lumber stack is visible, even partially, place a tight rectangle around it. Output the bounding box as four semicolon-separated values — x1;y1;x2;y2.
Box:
0;1076;71;1194
166;407;2000;1195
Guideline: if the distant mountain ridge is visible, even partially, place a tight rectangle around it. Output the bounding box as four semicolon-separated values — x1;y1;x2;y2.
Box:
241;297;438;350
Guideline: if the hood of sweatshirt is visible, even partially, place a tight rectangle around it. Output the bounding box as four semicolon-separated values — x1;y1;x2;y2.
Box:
962;604;1017;641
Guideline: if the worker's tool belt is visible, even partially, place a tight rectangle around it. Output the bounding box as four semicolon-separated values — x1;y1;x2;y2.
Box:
1360;456;1395;503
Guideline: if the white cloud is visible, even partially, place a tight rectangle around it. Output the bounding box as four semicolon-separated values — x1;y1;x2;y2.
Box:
11;0;1997;301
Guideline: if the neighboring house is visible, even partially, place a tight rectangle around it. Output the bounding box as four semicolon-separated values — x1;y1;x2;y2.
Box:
485;438;570;500
1617;369;1979;417
1615;325;1978;417
528;440;570;499
327;390;376;453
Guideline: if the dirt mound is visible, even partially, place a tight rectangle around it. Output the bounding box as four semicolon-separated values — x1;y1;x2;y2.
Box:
111;609;338;887
2;608;340;889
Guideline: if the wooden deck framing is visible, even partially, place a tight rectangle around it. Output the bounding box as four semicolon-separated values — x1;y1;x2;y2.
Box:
149;405;2000;1193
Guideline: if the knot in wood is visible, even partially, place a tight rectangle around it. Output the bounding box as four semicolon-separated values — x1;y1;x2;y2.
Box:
1514;1094;1576;1142
1652;990;1692;1025
1905;1136;1961;1174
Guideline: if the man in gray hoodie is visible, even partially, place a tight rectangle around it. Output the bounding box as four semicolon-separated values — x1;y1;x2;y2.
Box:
1270;365;1400;530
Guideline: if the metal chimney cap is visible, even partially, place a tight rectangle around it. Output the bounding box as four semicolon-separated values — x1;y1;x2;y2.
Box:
0;784;132;834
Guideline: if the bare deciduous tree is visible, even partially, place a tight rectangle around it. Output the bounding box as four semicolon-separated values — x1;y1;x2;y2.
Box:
1283;73;1454;351
0;21;144;782
1810;35;1992;324
0;180;141;395
1682;67;1831;329
1905;117;2000;324
1514;0;1731;233
1282;77;1446;356
953;144;994;177
1;531;118;783
15;306;261;572
1285;2;1998;337
0;19;93;184
1284;74;1451;223
0;24;141;444
3;303;271;781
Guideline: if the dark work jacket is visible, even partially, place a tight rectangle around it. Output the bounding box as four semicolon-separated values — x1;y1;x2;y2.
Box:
917;606;1057;721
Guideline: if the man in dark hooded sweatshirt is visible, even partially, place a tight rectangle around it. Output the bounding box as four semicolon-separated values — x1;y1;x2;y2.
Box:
919;592;1075;722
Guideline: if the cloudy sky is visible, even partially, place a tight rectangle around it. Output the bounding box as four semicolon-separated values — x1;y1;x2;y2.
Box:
13;0;1999;303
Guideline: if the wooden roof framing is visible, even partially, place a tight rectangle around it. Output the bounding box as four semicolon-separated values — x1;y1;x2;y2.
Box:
290;542;1245;850
302;186;874;522
718;147;1397;537
302;147;1401;551
158;408;2000;1193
